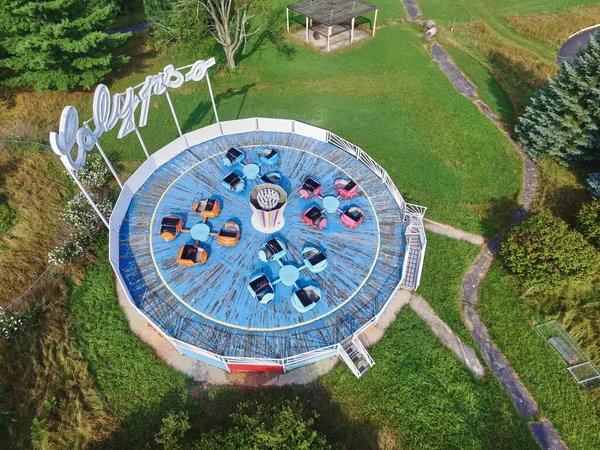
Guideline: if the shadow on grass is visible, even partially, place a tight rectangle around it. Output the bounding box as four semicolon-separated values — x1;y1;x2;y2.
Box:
480;196;520;236
182;83;256;131
90;383;380;450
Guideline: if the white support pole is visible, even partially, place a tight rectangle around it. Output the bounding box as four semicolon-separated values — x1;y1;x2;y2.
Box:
373;9;378;36
134;124;150;158
351;17;355;43
164;89;182;137
306;16;309;42
205;72;220;123
286;8;290;33
95;141;123;189
66;167;109;228
327;26;331;52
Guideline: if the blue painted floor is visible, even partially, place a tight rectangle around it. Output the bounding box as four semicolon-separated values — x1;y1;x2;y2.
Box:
119;131;406;358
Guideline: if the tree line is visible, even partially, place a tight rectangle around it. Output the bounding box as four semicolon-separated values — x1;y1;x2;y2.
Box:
0;0;266;91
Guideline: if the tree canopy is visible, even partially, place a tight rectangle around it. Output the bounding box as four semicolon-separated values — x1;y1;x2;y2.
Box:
0;0;130;90
500;214;600;291
515;33;600;166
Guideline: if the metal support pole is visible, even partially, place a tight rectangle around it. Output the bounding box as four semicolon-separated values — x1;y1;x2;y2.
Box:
134;124;150;158
164;89;182;137
95;141;123;188
66;167;109;228
327;26;331;52
286;8;290;33
306;16;309;42
351;17;355;43
205;72;220;123
373;9;378;36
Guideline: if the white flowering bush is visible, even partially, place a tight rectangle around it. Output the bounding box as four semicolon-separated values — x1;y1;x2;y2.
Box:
75;152;111;189
48;194;113;265
0;310;24;340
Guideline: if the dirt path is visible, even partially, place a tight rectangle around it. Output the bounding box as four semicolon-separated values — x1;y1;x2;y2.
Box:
423;218;484;245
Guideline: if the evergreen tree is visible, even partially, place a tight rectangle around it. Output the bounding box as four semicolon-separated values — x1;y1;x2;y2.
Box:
0;0;130;90
515;33;600;166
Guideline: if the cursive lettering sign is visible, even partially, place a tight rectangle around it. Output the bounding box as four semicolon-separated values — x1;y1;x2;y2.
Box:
50;58;216;170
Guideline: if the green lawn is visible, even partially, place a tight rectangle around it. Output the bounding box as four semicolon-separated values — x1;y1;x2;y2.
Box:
479;262;600;450
98;23;522;236
417;233;481;346
67;243;537;449
67;248;191;446
321;308;536;449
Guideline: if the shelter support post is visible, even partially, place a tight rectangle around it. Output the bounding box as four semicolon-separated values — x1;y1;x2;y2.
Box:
351;17;355;43
306;16;309;42
327;26;331;52
95;141;123;189
205;72;220;123
134;124;150;158
164;89;182;137
373;9;378;36
286;8;289;33
66;167;109;228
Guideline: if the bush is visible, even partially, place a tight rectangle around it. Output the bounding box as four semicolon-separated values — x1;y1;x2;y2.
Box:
0;201;15;234
154;399;336;450
587;172;600;199
500;215;600;291
75;153;111;189
577;201;600;247
0;311;24;340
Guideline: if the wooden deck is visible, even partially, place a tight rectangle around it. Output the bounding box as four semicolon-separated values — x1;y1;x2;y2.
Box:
119;131;406;358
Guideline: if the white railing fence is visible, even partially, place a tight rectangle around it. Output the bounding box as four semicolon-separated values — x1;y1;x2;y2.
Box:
110;118;426;371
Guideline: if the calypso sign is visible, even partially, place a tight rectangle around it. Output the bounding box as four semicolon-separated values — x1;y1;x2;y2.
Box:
50;58;216;171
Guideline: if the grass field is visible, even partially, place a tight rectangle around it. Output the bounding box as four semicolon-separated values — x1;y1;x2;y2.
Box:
61;242;537;449
89;23;522;236
479;262;600;450
417;233;481;345
419;0;599;120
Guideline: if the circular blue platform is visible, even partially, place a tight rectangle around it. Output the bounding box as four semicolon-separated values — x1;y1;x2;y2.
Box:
118;130;407;359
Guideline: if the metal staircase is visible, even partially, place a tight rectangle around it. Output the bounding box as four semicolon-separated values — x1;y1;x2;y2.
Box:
337;336;375;378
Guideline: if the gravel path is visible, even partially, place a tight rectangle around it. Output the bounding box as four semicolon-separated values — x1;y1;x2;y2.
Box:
432;43;478;99
401;0;422;21
557;25;599;65
424;36;564;448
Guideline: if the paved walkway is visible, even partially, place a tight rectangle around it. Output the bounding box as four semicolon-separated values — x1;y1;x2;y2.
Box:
401;0;422;21
557;25;599;65
400;0;565;443
410;295;485;378
432;43;478;99
424;218;484;245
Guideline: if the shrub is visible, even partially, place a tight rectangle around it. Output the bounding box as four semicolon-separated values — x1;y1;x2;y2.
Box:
0;201;15;234
577;201;600;247
587;173;600;199
48;194;113;265
0;310;24;340
75;153;111;190
500;215;600;291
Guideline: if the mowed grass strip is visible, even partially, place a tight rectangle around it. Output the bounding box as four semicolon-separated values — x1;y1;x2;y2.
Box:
417;233;481;346
96;24;522;235
321;308;537;450
479;262;600;450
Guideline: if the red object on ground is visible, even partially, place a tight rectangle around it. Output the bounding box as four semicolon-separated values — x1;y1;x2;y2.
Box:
227;364;285;373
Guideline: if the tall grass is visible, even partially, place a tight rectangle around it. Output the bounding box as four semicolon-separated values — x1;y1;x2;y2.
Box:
0;149;69;306
479;262;600;449
507;5;600;47
0;281;119;449
440;21;557;116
